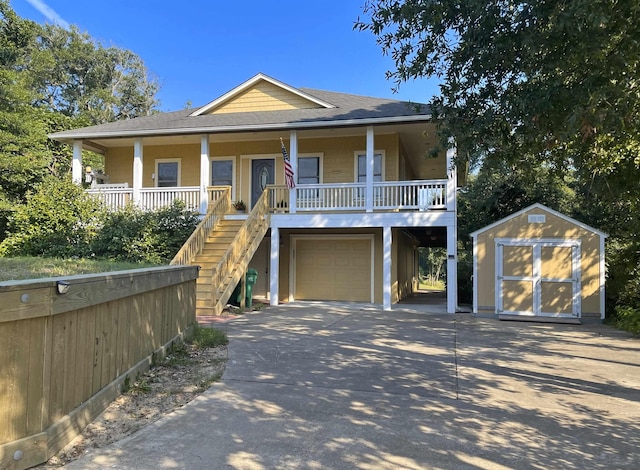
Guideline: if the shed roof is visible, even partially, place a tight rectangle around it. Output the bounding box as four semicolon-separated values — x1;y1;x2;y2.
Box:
469;203;608;239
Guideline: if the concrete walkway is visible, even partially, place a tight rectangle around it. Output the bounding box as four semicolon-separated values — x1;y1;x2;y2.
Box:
64;303;640;469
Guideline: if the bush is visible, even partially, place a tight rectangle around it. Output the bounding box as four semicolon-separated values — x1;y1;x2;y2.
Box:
0;177;105;257
615;306;640;335
92;200;199;263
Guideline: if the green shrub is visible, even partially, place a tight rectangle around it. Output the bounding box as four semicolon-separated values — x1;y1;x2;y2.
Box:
615;306;640;335
92;200;199;263
0;177;105;257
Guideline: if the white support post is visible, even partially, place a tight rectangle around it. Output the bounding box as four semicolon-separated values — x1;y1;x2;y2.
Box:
446;146;457;212
447;224;458;314
72;140;83;185
270;227;280;306
366;126;374;212
383;226;392;311
289;130;298;214
200;135;210;214
132;138;144;205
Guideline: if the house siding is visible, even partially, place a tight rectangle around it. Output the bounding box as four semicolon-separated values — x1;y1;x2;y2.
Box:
210;81;321;114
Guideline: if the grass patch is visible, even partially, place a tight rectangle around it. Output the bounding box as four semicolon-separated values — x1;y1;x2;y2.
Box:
190;325;229;349
0;256;161;282
419;279;445;290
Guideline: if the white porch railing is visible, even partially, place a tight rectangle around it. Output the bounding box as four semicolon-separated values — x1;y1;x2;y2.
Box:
86;186;201;211
87;180;449;213
139;187;200;210
293;179;448;212
86;187;133;211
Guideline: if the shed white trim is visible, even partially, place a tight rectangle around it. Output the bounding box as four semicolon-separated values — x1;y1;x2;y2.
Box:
470;203;608;239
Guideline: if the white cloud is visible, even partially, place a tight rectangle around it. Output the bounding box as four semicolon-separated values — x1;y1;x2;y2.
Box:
25;0;70;29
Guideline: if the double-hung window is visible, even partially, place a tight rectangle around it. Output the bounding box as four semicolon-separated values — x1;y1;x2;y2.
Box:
211;160;233;186
156;159;181;187
298;156;320;185
356;153;383;183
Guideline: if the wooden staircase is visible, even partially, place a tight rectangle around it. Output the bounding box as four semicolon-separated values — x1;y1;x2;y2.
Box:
194;219;244;315
171;187;270;317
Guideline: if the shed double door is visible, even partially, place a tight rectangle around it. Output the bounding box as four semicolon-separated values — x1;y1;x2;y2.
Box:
496;239;581;317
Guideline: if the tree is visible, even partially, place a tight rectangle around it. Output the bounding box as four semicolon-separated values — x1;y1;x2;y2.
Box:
356;0;640;171
29;24;159;124
0;1;160;238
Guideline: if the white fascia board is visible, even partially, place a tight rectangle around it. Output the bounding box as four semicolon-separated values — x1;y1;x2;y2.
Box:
48;114;433;142
270;211;455;229
190;73;337;116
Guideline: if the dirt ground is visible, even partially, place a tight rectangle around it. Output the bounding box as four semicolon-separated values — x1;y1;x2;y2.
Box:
36;342;228;468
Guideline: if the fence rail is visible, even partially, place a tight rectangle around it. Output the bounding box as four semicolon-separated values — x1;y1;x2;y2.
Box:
0;266;198;470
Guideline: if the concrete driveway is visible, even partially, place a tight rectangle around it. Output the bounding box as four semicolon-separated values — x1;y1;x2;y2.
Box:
65;302;640;469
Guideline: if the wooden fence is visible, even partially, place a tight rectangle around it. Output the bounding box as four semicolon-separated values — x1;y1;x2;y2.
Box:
0;266;199;470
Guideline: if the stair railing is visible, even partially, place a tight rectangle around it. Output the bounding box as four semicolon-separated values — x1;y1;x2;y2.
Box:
210;189;270;311
170;186;231;266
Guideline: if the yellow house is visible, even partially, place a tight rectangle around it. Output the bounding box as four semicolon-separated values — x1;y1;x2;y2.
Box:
50;73;461;315
471;203;607;323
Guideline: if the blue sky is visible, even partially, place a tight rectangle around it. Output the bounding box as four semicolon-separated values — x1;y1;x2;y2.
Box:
13;0;440;112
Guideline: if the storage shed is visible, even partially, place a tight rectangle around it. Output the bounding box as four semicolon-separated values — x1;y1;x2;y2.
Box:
471;203;606;323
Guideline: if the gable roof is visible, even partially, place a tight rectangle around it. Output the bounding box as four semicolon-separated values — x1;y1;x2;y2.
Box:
49;74;432;143
190;73;336;116
469;203;608;238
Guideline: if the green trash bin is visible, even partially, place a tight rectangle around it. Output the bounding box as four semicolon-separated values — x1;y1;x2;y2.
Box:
245;268;258;308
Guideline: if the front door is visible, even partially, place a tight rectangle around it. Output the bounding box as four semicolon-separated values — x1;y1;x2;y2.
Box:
496;239;581;318
251;159;275;208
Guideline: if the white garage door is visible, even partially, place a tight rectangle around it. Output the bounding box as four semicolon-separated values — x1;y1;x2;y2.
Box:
294;237;372;302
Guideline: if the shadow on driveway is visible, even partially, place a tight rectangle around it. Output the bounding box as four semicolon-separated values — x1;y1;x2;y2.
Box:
64;303;640;469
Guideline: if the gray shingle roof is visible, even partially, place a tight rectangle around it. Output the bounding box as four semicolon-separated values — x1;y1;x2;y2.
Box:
49;87;432;141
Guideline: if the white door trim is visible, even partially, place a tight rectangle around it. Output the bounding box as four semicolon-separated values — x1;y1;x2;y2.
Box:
495;238;581;318
290;234;375;304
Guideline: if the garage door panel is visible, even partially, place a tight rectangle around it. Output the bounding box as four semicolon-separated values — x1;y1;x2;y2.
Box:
295;238;371;302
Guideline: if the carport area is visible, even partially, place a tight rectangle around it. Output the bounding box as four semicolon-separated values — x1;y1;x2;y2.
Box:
65;304;640;469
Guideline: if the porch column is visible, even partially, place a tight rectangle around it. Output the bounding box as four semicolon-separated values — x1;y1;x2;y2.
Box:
446;143;458;313
447;224;458;314
72;140;83;185
200;135;210;214
383;226;392;310
270;227;280;306
366;126;374;212
289;130;298;214
133;138;143;205
446;146;457;212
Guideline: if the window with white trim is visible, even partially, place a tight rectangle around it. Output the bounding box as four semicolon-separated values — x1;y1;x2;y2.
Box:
356;153;383;182
211;159;233;186
155;159;181;187
298;156;320;184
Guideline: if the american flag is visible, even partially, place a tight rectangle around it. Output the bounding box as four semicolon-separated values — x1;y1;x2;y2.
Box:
281;138;295;189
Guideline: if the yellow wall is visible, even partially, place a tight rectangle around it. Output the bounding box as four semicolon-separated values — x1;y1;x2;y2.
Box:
475;208;603;316
393;229;417;302
104;134;405;204
210;81;321;114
